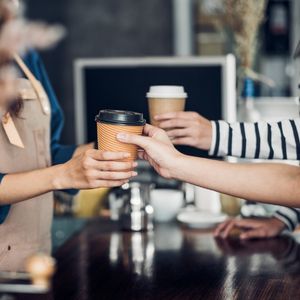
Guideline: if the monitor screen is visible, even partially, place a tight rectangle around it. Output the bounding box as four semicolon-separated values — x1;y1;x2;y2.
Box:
77;57;236;158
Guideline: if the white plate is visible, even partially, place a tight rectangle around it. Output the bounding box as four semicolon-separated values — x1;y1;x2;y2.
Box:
177;211;228;229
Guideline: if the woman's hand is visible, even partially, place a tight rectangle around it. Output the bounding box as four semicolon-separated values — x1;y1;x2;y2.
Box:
117;124;183;179
214;217;286;240
155;112;212;150
55;149;137;190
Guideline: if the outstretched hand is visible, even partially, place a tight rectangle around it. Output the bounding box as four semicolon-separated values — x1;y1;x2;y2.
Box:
117;124;183;178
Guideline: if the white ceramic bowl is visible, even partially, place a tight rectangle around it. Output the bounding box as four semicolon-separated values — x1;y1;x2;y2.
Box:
150;189;184;222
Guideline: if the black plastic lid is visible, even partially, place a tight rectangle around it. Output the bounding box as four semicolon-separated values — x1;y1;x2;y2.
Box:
95;109;146;126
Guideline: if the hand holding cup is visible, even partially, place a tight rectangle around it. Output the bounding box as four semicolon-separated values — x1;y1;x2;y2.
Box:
155;111;212;150
117;124;183;179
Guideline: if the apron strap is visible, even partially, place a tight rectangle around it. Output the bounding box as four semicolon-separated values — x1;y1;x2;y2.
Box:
1;54;52;148
14;54;51;115
1;112;25;148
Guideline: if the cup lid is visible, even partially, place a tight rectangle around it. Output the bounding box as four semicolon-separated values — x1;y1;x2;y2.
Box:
95;109;146;126
146;85;187;99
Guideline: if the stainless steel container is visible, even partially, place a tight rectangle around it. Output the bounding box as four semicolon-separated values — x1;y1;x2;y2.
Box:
109;182;154;231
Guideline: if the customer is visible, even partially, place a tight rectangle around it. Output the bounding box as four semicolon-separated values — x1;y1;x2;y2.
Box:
152;41;300;239
155;111;300;237
117;124;300;214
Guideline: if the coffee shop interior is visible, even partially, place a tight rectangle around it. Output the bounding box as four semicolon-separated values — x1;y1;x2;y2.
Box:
1;0;300;299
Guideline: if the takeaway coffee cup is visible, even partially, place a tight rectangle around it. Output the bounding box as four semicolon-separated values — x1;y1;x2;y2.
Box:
95;109;146;161
147;86;187;126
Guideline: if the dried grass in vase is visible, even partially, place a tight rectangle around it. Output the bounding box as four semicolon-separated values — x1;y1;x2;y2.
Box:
224;0;268;83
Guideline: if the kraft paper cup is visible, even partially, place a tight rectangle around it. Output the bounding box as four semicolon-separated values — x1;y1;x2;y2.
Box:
95;110;146;162
148;98;186;126
147;86;187;126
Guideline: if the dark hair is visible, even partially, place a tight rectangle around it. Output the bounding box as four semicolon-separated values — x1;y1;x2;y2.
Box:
8;97;23;116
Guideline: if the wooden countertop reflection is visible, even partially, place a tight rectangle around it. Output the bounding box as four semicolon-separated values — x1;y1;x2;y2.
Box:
16;218;300;300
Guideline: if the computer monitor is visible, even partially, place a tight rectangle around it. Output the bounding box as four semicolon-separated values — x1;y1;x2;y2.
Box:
74;55;236;158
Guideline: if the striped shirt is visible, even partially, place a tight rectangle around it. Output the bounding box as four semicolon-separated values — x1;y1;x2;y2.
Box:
209;119;300;231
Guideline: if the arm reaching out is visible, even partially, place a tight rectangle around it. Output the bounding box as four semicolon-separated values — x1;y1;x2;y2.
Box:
117;124;300;208
210;119;300;159
156;112;300;160
0;150;136;205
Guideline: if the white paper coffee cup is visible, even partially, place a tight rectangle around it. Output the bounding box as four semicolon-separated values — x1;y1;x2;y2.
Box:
147;86;187;126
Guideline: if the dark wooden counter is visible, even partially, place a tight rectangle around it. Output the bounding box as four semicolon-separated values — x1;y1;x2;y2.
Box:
14;218;300;300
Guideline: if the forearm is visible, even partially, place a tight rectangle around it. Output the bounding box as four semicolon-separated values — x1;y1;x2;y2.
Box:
0;148;135;205
210;119;300;160
0;165;65;205
172;155;300;207
273;207;300;231
8;143;95;202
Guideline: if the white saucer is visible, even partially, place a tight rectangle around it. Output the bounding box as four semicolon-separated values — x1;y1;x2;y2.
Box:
177;211;228;229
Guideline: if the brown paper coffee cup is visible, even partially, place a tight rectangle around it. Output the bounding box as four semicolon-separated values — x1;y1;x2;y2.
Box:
148;98;186;126
146;86;187;126
95;110;145;162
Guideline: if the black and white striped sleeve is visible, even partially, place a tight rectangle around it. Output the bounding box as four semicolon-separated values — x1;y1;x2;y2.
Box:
273;207;300;231
209;119;300;160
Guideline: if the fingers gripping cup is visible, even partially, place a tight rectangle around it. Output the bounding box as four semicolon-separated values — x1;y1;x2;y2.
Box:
147;86;187;126
95;110;146;161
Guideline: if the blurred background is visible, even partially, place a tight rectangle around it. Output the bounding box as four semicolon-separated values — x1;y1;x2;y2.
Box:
25;0;300;144
26;0;173;144
20;0;300;250
2;2;300;295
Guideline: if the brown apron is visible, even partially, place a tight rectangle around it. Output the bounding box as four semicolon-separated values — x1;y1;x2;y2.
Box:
0;57;53;272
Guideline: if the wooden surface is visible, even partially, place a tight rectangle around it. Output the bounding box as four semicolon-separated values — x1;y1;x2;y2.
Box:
13;218;300;300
